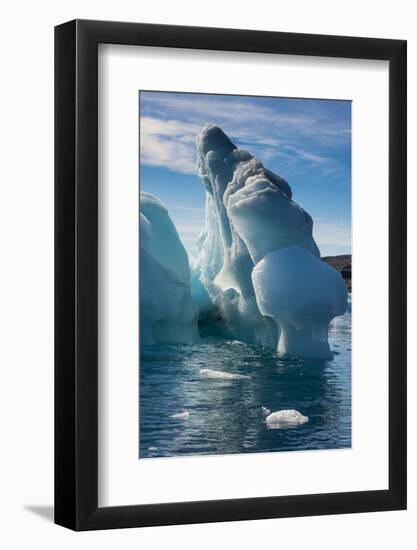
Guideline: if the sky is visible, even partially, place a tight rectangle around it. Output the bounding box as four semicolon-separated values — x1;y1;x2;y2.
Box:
139;91;351;257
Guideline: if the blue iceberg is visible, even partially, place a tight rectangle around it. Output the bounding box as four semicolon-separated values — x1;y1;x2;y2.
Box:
140;192;198;345
140;126;347;359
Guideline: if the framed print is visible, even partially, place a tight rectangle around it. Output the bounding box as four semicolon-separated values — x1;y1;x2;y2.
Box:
55;19;407;530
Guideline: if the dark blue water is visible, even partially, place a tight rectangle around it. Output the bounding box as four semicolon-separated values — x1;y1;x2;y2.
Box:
139;304;351;458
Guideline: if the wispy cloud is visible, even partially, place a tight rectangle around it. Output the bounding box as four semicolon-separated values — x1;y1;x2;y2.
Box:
141;93;346;138
140;117;200;173
175;223;204;238
168;204;205;214
139;92;351;178
313;220;351;255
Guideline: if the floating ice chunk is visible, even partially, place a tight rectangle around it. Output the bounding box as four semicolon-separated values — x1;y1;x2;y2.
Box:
148;446;158;451
261;406;271;417
199;368;250;380
169;411;190;420
252;246;347;360
265;409;309;429
140;192;198;345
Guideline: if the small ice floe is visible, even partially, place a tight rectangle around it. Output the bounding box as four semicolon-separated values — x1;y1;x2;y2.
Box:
199;368;250;380
230;340;244;346
148;446;158;451
265;409;309;429
169;411;190;420
261;406;271;417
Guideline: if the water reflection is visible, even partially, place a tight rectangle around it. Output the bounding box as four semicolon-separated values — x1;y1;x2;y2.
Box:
139;310;351;457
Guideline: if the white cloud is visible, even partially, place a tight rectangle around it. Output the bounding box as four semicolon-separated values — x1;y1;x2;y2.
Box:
139;93;351;177
313;220;351;253
140;113;334;175
142;93;350;142
140;117;200;173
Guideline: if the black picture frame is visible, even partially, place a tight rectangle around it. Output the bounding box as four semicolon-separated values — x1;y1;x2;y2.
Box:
55;19;407;531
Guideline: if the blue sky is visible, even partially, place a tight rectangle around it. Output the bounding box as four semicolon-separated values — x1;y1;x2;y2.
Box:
139;91;351;257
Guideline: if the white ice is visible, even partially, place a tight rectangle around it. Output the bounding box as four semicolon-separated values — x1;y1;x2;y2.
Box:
169;411;190;420
252;246;347;359
140;192;198;345
265;409;309;429
199;369;250;380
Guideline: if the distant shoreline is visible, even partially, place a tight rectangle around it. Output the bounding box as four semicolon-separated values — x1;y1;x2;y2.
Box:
322;254;351;292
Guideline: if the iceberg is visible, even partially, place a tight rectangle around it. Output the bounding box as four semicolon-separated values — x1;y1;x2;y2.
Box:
193;124;346;357
140;192;199;345
140;125;347;360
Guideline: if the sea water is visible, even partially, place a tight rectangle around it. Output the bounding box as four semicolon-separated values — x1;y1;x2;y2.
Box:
139;299;351;458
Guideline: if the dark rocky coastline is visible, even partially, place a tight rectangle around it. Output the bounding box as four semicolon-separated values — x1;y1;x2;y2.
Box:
322;254;351;292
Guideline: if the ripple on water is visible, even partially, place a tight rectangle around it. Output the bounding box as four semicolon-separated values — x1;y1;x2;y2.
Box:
139;309;351;458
